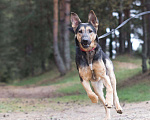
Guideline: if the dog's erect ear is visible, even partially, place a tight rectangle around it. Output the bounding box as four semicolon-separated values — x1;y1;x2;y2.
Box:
88;10;99;31
71;12;81;32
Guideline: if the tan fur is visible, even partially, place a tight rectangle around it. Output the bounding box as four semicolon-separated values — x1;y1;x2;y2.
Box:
81;80;98;103
91;81;111;119
89;32;97;49
78;66;92;81
105;59;123;112
76;26;85;43
92;59;106;78
93;59;113;108
79;66;98;103
79;59;113;107
76;26;97;52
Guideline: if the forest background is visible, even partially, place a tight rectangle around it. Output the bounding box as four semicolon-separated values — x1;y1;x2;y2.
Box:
0;0;150;83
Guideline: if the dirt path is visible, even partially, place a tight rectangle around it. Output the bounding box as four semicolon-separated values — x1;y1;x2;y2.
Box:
0;61;144;99
0;100;149;120
0;63;149;120
0;85;57;98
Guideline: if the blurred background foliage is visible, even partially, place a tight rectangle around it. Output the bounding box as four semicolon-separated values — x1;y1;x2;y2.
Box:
0;0;149;83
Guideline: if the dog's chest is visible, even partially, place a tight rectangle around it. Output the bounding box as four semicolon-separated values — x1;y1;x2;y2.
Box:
86;51;95;70
79;57;106;81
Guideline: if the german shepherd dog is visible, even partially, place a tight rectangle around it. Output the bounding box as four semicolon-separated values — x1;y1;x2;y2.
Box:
70;10;123;119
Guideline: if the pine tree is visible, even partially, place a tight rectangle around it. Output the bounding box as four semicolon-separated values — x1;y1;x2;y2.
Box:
141;0;148;73
53;0;66;75
146;0;150;70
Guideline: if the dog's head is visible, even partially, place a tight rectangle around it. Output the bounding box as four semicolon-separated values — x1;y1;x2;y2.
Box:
71;10;99;51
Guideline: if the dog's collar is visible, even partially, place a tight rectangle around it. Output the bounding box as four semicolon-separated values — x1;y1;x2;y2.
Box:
80;47;95;52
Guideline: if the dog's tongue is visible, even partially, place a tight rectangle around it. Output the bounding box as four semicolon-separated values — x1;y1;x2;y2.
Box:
83;43;88;46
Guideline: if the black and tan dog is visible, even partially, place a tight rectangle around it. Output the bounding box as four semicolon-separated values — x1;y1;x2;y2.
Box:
71;10;123;119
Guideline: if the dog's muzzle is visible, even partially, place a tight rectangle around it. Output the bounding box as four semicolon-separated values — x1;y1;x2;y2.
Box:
81;37;91;48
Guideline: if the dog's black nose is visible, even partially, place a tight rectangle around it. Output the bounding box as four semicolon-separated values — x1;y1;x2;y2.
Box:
82;39;89;44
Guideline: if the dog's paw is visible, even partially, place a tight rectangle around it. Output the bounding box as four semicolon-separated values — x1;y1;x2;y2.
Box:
105;102;113;108
105;97;113;108
115;104;123;114
117;109;123;114
88;93;98;103
116;107;123;114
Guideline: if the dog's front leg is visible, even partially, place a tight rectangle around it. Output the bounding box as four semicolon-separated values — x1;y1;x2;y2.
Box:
102;75;113;108
79;67;98;103
81;80;98;103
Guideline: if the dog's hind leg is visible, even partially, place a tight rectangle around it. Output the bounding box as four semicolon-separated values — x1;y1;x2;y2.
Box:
106;59;123;114
91;81;111;120
109;71;123;114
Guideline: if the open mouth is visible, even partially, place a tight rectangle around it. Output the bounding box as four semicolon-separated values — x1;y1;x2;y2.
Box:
81;39;91;48
81;43;90;48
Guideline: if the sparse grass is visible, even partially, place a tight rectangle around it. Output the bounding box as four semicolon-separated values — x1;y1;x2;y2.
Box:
115;68;142;83
0;54;149;114
113;54;141;64
0;99;36;113
11;54;141;87
0;98;60;113
118;78;150;102
11;69;59;86
11;63;78;86
48;70;78;85
56;55;142;98
7;54;150;103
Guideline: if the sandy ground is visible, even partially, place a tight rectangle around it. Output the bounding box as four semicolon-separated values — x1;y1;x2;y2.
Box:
0;100;149;120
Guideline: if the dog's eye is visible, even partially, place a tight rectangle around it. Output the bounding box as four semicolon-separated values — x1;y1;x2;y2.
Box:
89;29;93;33
78;30;82;33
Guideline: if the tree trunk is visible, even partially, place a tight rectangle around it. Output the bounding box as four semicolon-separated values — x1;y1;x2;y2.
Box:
98;26;106;53
53;0;66;75
124;9;132;54
59;0;65;58
141;0;148;73
146;0;150;70
64;0;71;70
109;30;113;58
118;11;125;54
99;38;106;53
41;60;46;73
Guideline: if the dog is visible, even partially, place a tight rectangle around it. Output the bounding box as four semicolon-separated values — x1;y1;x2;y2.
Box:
70;10;123;119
